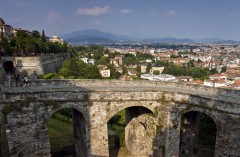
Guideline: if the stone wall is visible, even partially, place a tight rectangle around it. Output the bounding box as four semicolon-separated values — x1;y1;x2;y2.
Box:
0;54;70;80
28;79;240;96
0;80;239;157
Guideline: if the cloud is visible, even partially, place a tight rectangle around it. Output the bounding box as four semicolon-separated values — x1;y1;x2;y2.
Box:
120;9;132;14
76;6;111;16
44;11;59;21
165;10;177;16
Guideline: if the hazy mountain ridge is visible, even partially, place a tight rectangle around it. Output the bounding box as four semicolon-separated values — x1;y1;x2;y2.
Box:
61;29;239;44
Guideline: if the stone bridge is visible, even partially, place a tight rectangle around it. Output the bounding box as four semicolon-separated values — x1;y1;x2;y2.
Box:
0;80;240;157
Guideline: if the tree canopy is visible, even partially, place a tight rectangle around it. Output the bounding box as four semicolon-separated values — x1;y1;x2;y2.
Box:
0;30;68;56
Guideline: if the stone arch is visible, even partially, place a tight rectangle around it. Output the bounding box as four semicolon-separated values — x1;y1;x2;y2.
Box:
47;105;88;123
179;109;217;157
105;103;155;124
3;61;15;74
180;108;218;127
107;105;156;156
47;104;88;157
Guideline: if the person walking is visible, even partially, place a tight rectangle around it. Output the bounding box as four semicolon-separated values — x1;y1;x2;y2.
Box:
15;74;20;87
23;75;29;88
6;73;11;88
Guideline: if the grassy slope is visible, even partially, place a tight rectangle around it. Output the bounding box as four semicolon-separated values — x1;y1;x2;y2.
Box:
48;113;73;138
48;113;74;150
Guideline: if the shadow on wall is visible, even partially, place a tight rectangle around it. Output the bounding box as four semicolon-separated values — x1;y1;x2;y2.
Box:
107;106;154;157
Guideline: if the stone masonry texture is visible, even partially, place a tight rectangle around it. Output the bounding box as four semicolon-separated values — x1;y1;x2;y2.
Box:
0;79;239;157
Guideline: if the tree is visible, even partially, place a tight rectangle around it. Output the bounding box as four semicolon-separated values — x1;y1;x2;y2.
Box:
153;70;160;75
221;66;227;73
96;56;109;65
107;64;121;79
146;62;152;73
58;108;72;122
59;58;84;78
210;68;218;74
41;30;46;42
188;60;195;67
84;65;102;79
32;30;40;38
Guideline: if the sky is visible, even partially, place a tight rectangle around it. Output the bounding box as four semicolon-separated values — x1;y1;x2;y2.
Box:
1;0;240;40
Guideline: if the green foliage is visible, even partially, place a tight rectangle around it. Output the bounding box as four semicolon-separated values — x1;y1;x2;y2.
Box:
57;108;72;122
41;30;46;42
0;30;68;56
161;60;211;80
197;113;217;147
96;56;109;65
153;70;160;75
210;68;218;74
221;66;227;73
108;109;125;127
107;64;121;79
146;62;152;73
32;30;40;38
59;57;102;79
42;73;60;79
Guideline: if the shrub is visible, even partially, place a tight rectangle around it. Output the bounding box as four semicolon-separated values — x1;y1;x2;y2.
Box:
42;73;59;79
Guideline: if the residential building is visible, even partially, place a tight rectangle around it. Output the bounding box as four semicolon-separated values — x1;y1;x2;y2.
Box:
176;76;193;82
99;67;110;77
120;75;133;81
203;79;227;87
49;35;64;45
81;58;89;64
128;69;137;76
154;74;176;82
150;66;165;74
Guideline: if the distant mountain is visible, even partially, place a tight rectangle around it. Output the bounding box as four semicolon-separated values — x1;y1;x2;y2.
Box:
66;37;114;44
213;40;240;44
61;29;239;44
142;38;194;44
193;38;225;43
193;38;240;44
61;29;132;42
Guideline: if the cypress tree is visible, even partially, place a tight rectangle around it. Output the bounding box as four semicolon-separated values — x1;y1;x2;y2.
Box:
41;30;46;42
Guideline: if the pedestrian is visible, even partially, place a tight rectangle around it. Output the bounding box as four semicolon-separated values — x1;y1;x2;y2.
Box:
6;73;11;88
23;75;29;88
15;74;20;87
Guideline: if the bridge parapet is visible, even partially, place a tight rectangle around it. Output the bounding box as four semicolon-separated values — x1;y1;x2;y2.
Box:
28;79;240;95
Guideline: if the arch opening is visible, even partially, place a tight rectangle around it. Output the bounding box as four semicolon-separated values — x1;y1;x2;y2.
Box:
179;111;217;157
48;108;87;157
3;61;15;74
107;106;155;157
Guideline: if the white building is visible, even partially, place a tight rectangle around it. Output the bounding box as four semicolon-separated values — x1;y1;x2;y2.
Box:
49;35;64;45
88;59;95;65
155;74;176;82
141;74;176;82
141;74;155;80
80;58;95;65
203;79;227;87
99;68;110;77
81;58;89;64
